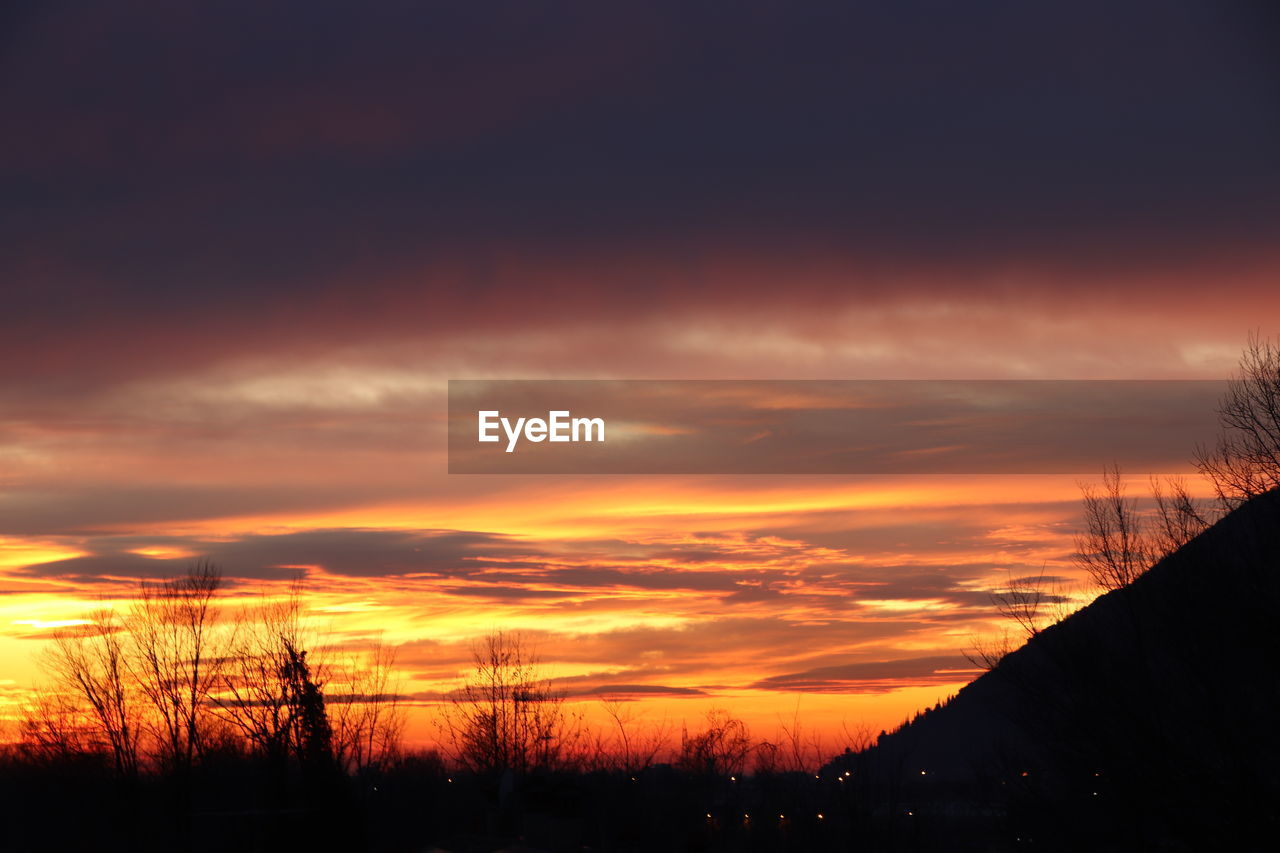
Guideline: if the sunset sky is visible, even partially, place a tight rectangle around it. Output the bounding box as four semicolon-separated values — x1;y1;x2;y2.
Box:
3;1;1279;748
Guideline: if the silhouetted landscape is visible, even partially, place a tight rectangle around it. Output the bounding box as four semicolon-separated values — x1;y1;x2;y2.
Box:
5;5;1280;849
853;486;1280;851
6;336;1280;851
3;480;1278;851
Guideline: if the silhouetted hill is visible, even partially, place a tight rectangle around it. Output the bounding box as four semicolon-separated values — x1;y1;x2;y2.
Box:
855;489;1280;851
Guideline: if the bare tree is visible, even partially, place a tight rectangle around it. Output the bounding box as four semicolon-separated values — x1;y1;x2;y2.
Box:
778;702;826;774
19;690;95;764
1150;475;1214;556
1195;333;1280;506
965;567;1073;671
128;560;223;773
330;640;407;773
964;627;1016;672
992;565;1071;639
24;565;354;781
212;579;327;765
1076;464;1153;592
597;696;672;774
442;631;576;773
841;720;877;754
753;739;781;775
1075;465;1219;597
38;610;139;775
677;708;753;777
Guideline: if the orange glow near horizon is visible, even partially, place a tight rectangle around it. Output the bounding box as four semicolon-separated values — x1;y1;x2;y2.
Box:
0;297;1251;756
3;0;1277;776
0;466;1176;750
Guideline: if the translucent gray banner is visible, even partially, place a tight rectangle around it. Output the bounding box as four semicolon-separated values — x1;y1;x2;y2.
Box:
447;380;1225;474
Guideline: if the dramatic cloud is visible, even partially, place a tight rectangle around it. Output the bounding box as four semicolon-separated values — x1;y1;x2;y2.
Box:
1;0;1272;742
2;1;1278;389
751;656;985;694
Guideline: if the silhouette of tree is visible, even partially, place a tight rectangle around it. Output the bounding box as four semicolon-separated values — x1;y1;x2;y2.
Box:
1076;466;1217;595
1195;332;1280;506
1076;463;1153;591
964;627;1016;672
840;720;877;754
966;566;1073;670
677;708;752;777
1149;474;1213;555
778;702;827;773
27;564;405;784
128;560;223;773
38;609;140;776
442;631;578;773
18;690;96;764
212;578;323;765
330;640;406;773
991;565;1069;639
280;638;335;770
753;738;781;775
596;696;671;774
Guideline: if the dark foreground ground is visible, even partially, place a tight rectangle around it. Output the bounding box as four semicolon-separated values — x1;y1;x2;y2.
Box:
2;747;1268;853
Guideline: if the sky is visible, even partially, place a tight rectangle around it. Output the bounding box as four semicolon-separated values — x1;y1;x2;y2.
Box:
2;0;1279;748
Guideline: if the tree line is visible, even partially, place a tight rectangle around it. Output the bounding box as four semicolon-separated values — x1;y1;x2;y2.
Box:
12;577;848;785
17;333;1280;783
17;565;405;783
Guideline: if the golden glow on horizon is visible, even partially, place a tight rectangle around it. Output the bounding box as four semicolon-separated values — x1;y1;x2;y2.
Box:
0;470;1203;746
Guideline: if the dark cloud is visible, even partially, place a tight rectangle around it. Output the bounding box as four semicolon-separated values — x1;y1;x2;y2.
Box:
434;585;582;601
556;683;708;700
303;692;411;706
2;1;1278;386
14;528;531;581
9;524;1041;629
498;619;942;676
751;655;983;693
7;527;934;595
0;486;431;538
390;618;934;691
209;528;531;578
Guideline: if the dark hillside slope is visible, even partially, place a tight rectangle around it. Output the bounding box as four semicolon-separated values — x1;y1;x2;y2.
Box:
860;489;1280;850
